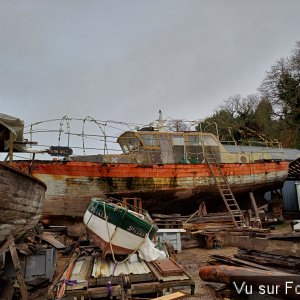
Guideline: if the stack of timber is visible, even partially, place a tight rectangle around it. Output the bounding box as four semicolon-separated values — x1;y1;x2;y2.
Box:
199;264;300;300
234;249;300;273
229;232;300;273
199;231;300;299
183;212;235;231
220;231;300;257
152;214;183;229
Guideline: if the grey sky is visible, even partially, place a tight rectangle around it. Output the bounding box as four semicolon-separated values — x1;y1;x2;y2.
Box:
1;0;300;128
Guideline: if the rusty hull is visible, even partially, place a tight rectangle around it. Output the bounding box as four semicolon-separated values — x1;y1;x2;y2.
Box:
12;160;288;224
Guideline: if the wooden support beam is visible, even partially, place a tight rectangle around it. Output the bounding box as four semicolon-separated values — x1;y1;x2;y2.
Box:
9;131;14;164
249;192;262;228
249;191;260;219
152;291;186;299
0;235;14;256
8;236;28;300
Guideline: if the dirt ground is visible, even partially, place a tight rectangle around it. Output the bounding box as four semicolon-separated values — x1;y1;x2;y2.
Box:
174;222;294;299
176;246;238;299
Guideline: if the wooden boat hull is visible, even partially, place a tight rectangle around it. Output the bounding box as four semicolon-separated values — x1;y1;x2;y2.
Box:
0;162;47;243
83;198;157;256
13;160;289;223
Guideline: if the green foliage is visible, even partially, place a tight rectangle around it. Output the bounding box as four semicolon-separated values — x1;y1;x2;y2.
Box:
259;41;300;148
200;41;300;149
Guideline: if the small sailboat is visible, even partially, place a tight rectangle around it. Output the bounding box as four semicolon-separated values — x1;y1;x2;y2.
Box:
83;197;158;257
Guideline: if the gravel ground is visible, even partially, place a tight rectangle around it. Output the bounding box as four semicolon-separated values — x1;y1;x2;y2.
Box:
176;246;238;299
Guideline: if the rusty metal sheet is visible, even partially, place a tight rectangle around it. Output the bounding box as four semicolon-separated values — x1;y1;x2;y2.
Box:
152;258;184;276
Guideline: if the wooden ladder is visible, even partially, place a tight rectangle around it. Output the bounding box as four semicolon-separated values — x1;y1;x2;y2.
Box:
203;147;246;229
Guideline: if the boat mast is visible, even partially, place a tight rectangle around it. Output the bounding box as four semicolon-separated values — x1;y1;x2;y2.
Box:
157;109;165;132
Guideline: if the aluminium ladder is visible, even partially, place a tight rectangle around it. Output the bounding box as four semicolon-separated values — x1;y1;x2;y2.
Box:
203;146;246;229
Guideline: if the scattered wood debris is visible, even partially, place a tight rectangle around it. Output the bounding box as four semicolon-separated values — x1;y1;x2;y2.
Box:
183;212;235;231
234;249;300;272
152;214;184;229
199;228;300;299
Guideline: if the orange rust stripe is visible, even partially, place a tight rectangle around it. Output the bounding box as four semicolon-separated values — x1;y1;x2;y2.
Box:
18;161;289;178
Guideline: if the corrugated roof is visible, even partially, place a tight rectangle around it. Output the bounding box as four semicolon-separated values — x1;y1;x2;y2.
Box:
223;145;300;161
92;255;151;278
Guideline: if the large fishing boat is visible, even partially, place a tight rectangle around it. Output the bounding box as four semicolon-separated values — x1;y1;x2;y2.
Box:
10;112;289;224
0;113;47;242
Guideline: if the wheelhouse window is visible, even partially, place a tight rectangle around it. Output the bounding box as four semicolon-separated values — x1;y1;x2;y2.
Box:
186;134;200;146
172;135;184;146
139;134;159;147
119;136;141;153
172;135;185;163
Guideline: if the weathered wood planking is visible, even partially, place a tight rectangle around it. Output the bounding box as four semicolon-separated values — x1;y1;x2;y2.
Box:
0;162;46;243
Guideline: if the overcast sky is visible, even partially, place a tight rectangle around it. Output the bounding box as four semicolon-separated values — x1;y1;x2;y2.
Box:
1;0;300;128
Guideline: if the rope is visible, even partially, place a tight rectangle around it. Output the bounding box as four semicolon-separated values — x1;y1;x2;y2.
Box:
103;202;154;264
106;262;118;299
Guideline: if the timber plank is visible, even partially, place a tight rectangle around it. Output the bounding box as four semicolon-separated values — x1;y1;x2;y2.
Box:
37;232;66;249
8;237;28;300
220;234;300;258
152;291;186;299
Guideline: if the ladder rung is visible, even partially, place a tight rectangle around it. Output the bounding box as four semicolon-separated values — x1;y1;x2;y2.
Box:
207;154;245;225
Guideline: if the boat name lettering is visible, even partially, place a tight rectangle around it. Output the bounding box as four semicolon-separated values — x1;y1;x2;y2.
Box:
127;225;145;237
89;206;105;219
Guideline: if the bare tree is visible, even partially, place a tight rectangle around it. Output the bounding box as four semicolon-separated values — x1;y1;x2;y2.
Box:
166;119;189;132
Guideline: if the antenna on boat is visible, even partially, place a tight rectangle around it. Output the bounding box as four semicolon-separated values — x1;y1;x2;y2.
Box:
157;109;165;132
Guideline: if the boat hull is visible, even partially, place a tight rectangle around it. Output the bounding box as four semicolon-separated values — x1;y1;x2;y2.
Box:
13;160;289;223
0;163;46;243
83;198;157;256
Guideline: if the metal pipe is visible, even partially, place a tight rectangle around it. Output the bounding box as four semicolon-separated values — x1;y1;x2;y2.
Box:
199;265;300;299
